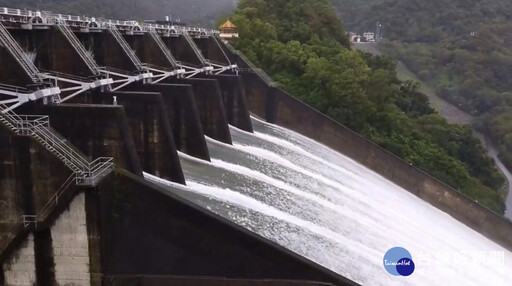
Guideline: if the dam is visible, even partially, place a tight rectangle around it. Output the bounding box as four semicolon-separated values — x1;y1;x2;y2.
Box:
0;7;511;286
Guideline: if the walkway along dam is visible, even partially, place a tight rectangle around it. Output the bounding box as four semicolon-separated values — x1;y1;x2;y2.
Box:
0;7;510;286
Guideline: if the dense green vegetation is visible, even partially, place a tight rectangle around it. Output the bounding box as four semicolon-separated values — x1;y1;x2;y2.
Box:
331;0;512;172
228;0;506;213
0;0;236;26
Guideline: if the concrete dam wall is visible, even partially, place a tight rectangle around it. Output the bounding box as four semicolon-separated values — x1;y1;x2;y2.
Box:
0;10;358;286
0;6;510;286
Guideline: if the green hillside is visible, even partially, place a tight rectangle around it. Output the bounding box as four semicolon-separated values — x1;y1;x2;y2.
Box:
228;0;506;213
332;0;512;172
333;0;512;41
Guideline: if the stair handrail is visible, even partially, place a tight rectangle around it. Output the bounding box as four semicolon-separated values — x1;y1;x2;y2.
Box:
145;63;175;72
0;106;115;193
23;173;77;226
0;102;45;132
0;105;91;171
33;128;89;172
1;111;114;181
183;32;207;65
0;83;31;93
0;22;42;83
17;115;50;134
105;66;139;76
32;124;90;170
148;29;178;68
86;157;114;185
39;69;99;82
89;157;114;172
208;59;230;67
212;35;232;66
0;102;22;120
30;122;113;177
1;113;114;179
54;18;101;76
106;24;145;71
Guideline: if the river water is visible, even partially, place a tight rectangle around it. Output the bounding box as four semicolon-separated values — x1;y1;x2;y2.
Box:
146;117;512;285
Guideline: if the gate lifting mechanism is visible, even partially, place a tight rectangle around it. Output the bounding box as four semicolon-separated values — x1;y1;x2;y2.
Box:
0;6;238;111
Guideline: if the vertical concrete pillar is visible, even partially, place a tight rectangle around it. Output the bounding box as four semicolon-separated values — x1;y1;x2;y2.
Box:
206;75;253;132
2;234;37;286
77;90;185;184
239;73;270;119
168;78;232;144
34;229;56;285
85;190;102;286
266;87;279;124
125;83;211;161
50;192;91;286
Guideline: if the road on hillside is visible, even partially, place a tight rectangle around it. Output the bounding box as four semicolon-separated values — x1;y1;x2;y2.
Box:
353;42;512;220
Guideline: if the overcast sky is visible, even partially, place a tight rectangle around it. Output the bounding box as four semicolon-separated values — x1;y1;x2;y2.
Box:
0;0;238;27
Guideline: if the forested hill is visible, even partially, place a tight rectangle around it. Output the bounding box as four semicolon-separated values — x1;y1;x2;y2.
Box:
331;0;512;173
333;0;512;42
0;0;237;26
228;0;506;213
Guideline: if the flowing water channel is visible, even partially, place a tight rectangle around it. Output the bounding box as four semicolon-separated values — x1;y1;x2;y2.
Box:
354;42;512;220
146;117;512;285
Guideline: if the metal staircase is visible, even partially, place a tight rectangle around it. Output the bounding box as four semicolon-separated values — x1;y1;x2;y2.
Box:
21;173;77;228
107;25;145;71
183;32;207;66
0;103;113;187
149;29;178;68
55;19;101;76
212;35;233;66
0;22;43;84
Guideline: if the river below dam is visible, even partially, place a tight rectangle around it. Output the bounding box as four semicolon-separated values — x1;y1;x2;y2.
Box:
146;117;512;286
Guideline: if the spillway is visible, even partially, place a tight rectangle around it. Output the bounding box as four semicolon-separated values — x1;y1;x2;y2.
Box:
146;117;512;286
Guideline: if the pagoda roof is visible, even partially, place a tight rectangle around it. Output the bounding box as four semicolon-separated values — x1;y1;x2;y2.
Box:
220;19;236;29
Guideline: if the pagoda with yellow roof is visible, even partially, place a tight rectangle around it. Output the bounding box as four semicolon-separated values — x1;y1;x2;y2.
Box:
219;19;239;41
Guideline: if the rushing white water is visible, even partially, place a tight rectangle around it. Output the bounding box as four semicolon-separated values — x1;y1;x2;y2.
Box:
145;117;512;286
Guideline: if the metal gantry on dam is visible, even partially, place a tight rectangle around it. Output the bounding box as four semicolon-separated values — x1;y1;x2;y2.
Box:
0;7;237;227
0;7;238;110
